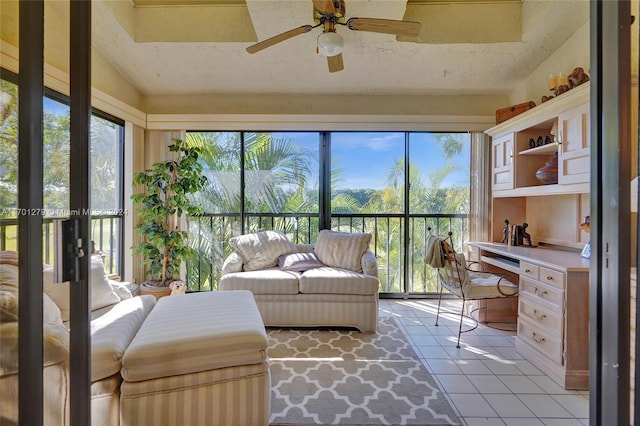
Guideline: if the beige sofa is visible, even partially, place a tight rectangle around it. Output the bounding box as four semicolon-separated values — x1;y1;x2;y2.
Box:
219;229;380;333
2;252;273;426
0;252;157;426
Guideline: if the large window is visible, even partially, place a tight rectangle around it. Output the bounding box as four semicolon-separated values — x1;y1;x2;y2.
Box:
0;69;125;275
407;133;470;293
187;131;319;290
188;130;470;296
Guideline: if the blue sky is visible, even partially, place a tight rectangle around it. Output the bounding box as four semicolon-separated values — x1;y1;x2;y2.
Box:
40;96;471;191
272;131;470;191
44;97;69;116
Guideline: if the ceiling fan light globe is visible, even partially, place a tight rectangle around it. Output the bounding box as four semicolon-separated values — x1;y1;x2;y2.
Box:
317;32;344;57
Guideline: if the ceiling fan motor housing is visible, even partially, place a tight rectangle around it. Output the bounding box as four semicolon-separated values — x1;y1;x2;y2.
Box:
313;0;346;24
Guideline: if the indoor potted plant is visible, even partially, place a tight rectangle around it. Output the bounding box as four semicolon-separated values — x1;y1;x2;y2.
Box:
131;138;208;298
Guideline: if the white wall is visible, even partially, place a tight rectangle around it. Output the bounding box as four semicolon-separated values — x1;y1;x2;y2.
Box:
509;22;590;106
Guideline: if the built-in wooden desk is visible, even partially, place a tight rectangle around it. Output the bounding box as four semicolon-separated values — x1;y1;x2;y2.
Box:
468;242;590;390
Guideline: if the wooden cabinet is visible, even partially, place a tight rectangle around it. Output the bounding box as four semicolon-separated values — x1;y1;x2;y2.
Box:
491;133;514;190
486;83;590;198
558;102;590;184
468;242;590;390
516;261;589;390
481;84;592;389
486;83;591;249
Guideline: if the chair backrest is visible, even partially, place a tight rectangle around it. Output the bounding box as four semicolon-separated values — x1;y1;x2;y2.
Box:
437;250;470;297
427;230;471;297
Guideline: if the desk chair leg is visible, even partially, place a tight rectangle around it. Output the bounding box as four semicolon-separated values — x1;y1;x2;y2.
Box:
435;279;444;327
455;300;466;348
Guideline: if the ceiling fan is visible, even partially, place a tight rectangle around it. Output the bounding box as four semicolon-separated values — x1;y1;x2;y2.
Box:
245;0;422;73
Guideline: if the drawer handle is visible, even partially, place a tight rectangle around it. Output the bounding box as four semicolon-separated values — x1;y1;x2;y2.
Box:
534;287;548;297
546;275;553;281
532;332;546;344
524;268;531;273
533;309;547;320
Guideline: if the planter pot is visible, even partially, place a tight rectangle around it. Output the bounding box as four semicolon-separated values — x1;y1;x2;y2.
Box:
140;281;172;300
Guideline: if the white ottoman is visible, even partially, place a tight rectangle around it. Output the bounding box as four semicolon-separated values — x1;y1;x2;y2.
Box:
120;290;270;426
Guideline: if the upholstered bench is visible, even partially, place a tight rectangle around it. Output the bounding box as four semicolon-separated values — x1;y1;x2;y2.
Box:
120;290;270;426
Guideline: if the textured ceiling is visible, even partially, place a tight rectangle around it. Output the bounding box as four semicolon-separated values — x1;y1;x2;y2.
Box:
91;0;589;97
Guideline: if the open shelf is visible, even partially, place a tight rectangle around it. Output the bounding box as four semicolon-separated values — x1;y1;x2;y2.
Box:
519;143;558;156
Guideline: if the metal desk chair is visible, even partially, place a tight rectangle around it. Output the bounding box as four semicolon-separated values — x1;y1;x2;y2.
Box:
427;230;519;348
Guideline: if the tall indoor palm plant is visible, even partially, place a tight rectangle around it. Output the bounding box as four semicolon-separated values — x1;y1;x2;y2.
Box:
132;138;208;293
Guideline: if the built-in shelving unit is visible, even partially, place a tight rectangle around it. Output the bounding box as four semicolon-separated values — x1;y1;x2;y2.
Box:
478;82;592;391
485;82;590;248
518;143;557;156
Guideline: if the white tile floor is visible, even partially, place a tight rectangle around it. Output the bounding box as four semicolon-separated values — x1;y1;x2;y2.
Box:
379;299;589;426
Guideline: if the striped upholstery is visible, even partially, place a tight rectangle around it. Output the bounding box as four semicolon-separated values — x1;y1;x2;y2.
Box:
120;362;270;426
314;229;372;273
221;250;243;274
91;295;156;381
230;230;297;271
220;242;380;333
91;373;121;426
254;293;379;333
120;290;270;425
362;250;378;277
220;268;300;295
300;267;379;295
0;359;70;426
122;291;268;382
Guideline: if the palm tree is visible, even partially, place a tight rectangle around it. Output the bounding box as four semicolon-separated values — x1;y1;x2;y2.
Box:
184;132;316;291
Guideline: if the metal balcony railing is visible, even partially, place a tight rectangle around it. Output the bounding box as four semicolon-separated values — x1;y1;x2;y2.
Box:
0;215;123;275
0;212;467;295
187;212;468;295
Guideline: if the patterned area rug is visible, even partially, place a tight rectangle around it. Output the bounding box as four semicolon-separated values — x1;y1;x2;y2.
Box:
268;317;462;426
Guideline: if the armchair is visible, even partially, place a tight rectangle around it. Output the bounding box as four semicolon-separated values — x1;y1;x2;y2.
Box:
426;230;519;348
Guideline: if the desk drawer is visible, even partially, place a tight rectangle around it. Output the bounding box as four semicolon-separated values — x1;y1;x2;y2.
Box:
520;261;539;280
520;277;564;310
519;295;564;337
538;267;565;290
518;318;563;365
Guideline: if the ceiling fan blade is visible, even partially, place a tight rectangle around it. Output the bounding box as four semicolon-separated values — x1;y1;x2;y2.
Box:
327;53;344;73
246;25;313;54
346;17;421;37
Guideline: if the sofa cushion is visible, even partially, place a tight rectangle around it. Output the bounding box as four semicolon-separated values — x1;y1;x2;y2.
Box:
229;230;298;271
314;229;371;273
121;291;268;382
91;295;156;382
299;267;379;296
43;255;121;322
278;252;324;272
220;268;300;295
0;322;69;376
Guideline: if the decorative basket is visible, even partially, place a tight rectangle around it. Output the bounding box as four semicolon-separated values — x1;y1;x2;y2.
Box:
496;101;536;124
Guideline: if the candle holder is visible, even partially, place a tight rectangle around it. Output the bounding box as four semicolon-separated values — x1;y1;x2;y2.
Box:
554;73;569;96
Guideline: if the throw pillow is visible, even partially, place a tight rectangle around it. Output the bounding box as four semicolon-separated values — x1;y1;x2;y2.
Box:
314;229;371;273
0;263;65;327
43;293;64;327
43;255;121;322
229;230;298;271
277;252;324;272
221;251;244;275
0;263;19;321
